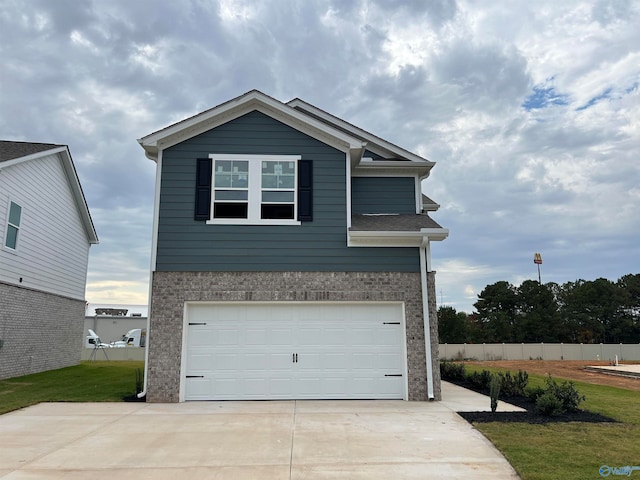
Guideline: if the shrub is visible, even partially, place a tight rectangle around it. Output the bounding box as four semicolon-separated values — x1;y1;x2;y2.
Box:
536;392;564;416
466;369;493;391
544;375;585;413
526;385;545;402
440;361;466;381
489;374;501;413
498;370;529;397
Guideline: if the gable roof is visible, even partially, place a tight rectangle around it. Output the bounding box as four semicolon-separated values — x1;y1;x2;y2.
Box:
0;141;63;162
138;90;434;177
287;98;435;167
0;141;99;245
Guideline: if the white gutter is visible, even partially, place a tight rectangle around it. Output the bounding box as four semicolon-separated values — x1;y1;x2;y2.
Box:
420;238;435;400
137;149;163;399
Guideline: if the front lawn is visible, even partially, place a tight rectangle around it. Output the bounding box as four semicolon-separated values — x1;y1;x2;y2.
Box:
462;364;640;480
0;361;144;415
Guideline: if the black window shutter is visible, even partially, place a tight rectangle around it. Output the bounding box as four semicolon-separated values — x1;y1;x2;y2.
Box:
298;160;313;222
194;158;212;221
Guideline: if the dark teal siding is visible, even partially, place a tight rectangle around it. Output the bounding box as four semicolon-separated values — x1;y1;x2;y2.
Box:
156;111;419;272
352;177;416;214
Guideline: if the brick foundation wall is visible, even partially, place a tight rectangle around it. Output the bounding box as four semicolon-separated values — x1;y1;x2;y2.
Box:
0;281;85;380
148;271;441;402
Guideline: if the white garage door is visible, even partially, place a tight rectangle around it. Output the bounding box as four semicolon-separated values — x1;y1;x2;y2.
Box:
184;302;406;400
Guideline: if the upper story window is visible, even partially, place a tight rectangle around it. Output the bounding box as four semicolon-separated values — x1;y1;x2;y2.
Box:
4;201;22;249
208;154;301;225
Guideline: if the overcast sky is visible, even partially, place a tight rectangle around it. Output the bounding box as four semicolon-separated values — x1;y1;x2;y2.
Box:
1;0;638;313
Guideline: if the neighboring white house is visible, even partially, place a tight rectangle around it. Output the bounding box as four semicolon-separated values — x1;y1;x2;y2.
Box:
0;141;98;380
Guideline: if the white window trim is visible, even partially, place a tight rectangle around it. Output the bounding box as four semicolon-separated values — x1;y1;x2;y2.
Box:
207;154;302;226
3;199;22;251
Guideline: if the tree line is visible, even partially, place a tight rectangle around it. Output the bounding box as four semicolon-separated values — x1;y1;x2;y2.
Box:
438;274;640;344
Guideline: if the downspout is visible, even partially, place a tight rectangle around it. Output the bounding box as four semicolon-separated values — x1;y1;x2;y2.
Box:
420;237;435;400
137;149;162;399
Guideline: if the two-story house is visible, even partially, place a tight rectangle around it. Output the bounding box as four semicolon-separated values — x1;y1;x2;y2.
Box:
138;90;448;402
0;141;98;379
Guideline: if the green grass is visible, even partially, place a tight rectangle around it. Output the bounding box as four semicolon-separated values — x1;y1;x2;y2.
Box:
463;364;640;480
0;361;144;415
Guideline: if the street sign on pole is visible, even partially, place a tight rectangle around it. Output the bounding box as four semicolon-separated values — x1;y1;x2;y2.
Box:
533;253;542;284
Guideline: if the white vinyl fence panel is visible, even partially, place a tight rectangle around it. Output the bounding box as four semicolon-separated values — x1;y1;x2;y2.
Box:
439;343;640;361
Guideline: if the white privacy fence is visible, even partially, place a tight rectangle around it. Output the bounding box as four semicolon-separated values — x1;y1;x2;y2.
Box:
439;343;640;361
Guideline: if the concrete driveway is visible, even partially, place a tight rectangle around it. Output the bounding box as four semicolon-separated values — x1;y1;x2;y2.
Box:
0;383;520;479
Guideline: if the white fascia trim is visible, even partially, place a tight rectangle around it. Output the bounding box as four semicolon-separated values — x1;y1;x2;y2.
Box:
138;91;365;161
348;228;449;247
57;148;99;245
354;161;432;179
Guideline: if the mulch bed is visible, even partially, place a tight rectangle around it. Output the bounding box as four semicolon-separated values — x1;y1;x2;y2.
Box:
447;380;617;424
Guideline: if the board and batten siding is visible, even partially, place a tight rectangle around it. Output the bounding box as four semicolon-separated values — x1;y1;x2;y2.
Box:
0;153;91;300
352;177;416;214
155;111;420;272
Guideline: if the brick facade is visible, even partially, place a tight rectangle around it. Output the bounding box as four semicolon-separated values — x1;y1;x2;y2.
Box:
148;271;441;402
0;281;85;380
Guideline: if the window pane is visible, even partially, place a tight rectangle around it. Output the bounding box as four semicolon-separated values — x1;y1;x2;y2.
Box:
5;225;18;249
262;162;275;174
214;174;231;188
215;160;232;173
262;175;278;188
261;204;294;219
214;203;248;219
233;161;248;173
262;161;295;190
262;191;294;203
216;190;248;201
9;202;21;227
231;173;248;188
279;176;294;189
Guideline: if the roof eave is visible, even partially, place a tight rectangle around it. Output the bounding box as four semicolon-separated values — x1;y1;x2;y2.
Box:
348;228;449;247
353;160;434;178
287;98;436;166
0;146;98;244
57;147;99;245
138;90;365;160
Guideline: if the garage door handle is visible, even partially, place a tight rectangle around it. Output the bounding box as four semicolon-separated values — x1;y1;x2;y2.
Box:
292;353;298;363
186;375;204;378
383;322;400;325
188;322;207;325
384;374;403;377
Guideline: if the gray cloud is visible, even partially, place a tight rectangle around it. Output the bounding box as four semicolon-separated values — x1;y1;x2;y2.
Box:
1;0;637;313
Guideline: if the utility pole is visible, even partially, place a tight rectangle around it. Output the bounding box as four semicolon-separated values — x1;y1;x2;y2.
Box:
533;253;542;284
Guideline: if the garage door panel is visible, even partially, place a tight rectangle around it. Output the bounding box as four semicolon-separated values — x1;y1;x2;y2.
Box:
245;328;269;346
185;378;213;399
213;353;238;370
297;327;322;346
188;353;213;372
185;303;405;400
270;328;295;346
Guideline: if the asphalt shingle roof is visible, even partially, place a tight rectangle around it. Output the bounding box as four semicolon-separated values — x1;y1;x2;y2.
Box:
0;141;62;163
350;214;443;231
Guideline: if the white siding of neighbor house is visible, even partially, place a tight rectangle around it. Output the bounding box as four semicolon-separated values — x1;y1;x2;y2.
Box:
0;152;91;300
